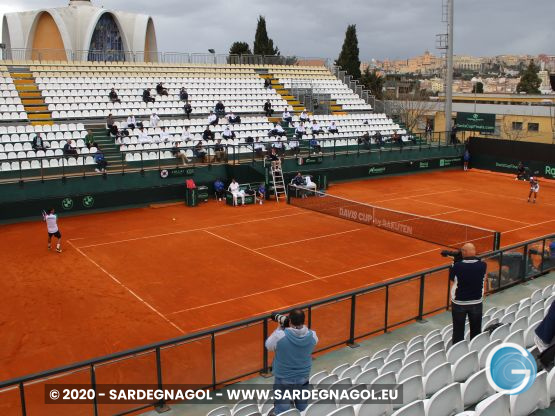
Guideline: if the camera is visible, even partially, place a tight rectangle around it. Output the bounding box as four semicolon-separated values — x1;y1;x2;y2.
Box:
271;313;290;328
441;249;463;263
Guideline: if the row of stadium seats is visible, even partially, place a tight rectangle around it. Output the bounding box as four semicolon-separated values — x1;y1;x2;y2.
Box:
207;284;555;416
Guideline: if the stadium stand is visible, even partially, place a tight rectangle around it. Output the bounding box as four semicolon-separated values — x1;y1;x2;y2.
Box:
0;62;414;176
203;283;555;416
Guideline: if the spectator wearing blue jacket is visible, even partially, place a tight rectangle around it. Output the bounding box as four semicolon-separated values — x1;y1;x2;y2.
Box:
94;147;107;173
265;309;318;415
536;301;555;353
450;243;487;344
214;179;225;201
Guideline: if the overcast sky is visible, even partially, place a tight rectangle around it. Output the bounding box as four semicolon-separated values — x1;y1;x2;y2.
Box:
1;0;553;61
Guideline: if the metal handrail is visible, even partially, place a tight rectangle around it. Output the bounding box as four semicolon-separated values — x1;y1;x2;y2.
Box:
0;132;459;183
0;233;553;416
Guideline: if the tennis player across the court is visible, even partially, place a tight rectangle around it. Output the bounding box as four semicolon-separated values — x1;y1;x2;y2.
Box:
528;174;540;204
43;208;62;253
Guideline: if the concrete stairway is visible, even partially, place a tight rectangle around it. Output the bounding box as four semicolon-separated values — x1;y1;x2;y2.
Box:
89;127;124;171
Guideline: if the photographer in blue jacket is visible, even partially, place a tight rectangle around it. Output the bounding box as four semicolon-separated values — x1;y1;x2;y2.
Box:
265;309;318;415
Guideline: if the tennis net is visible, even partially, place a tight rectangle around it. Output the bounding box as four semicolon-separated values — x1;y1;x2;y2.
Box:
287;185;500;253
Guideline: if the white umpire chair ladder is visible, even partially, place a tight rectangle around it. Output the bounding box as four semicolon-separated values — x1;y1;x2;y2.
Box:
270;162;287;202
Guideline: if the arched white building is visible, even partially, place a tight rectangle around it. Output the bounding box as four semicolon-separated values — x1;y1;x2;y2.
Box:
1;0;157;61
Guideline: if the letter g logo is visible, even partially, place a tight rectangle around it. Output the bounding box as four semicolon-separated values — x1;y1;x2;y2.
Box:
486;343;537;395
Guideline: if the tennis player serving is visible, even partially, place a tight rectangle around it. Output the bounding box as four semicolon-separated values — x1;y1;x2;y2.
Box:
43;208;62;252
527;174;540;204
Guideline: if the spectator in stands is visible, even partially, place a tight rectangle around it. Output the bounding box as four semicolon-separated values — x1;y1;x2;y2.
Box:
150;112;160;128
208;111;218;127
171;142;189;166
222;126;235;140
266;309;318;415
328;121;338;134
183;101;193;119
159;126;170;143
214;139;226;162
264;78;271;89
359;132;371;148
282;110;293;125
228;178;245;206
309;137;321;154
227;112;241;124
272;140;285;156
292;172;305;187
94;146;108;173
264;99;273;117
375;130;384;147
392;130;402;147
194;141;207;162
108;88;121;104
137;126;150;143
156;82;168;96
450;123;459;144
299;111;309;123
126;114;136;130
181;126;192;142
288;137;300;155
295;123;306;139
215;101;226;118
106;113;117;135
268;123;286;138
311;120;322;135
516;162;526;180
179;87;188;102
253;138;266;158
450;243;487;344
63;139;78;155
203;126;214;142
84;130;97;149
32;133;48;151
142;88;155;103
425;120;433;140
535;301;555;354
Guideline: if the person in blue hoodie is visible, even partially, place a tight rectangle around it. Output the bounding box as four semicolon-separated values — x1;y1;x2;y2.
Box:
265;309;318;415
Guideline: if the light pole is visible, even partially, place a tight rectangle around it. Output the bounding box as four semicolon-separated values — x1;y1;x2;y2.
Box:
543;99;555;144
208;49;216;65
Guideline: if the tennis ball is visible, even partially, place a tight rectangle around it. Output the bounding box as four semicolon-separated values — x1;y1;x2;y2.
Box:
172;218;176;221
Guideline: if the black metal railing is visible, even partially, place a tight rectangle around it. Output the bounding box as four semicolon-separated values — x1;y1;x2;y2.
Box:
0;234;552;415
0;131;461;183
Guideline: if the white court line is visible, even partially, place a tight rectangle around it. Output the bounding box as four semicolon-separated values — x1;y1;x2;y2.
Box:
67;241;185;334
371;189;460;204
499;219;555;235
466;188;555;207
254;228;364;250
168;245;445;316
203;230;321;279
429;209;462;217
409;198;532;225
75;211;309;249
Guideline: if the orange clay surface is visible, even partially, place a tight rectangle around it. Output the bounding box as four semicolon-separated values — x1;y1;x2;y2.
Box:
0;169;554;415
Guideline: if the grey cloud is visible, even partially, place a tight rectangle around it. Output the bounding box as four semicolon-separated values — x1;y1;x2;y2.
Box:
2;0;553;60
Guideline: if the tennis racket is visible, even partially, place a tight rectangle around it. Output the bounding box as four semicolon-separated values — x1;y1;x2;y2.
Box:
41;210;47;221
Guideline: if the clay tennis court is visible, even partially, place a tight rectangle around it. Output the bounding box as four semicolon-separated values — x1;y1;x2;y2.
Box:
1;169;554;414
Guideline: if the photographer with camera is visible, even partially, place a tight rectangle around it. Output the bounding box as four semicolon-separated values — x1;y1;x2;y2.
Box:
265;309;318;415
448;243;487;345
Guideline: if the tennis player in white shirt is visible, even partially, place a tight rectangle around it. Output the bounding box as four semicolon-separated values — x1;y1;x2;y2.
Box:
43;208;62;253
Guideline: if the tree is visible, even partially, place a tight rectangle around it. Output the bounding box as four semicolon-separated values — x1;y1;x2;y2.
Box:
229;42;252;56
472;82;484;93
336;24;361;80
389;94;436;132
253;16;279;56
517;60;541;94
360;67;384;100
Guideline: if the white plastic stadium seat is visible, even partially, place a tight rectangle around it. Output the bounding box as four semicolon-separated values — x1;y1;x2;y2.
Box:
452;351;479;382
509;370;549;416
207;406;231;416
423;362;453;396
460;392;510;416
461;369;495;408
355;395;392;416
395;375;424;410
447;341;469;364
303;398;337;416
327;406;354;416
390;401;425;416
354;368;378;385
423;383;463;416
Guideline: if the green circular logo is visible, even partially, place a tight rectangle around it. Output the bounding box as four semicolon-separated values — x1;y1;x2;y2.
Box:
82;195;95;208
61;197;74;210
